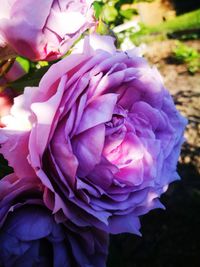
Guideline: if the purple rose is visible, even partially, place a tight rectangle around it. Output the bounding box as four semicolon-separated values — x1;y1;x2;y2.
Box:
0;0;95;61
0;34;187;235
0;174;108;267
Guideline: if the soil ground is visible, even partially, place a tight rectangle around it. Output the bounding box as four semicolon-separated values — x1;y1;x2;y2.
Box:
108;40;200;267
146;39;200;173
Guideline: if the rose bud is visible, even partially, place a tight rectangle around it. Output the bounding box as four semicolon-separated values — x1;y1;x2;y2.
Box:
0;0;95;61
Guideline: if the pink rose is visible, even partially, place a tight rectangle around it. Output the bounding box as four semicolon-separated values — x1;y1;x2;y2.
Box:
0;34;187;235
0;0;95;61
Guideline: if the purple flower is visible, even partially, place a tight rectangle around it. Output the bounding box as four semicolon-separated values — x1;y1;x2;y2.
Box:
0;34;187;235
0;0;95;61
0;174;108;267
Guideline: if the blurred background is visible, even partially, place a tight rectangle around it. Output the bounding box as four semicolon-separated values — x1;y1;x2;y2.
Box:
93;0;200;266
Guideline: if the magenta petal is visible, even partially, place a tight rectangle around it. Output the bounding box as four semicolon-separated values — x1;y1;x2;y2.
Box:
76;93;118;134
29;75;66;169
51;122;78;187
105;132;144;165
0;130;35;178
72;124;105;177
115;160;144;186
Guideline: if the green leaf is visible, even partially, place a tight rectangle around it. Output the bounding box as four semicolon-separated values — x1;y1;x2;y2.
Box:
16;56;30;73
93;1;104;19
96;18;111;35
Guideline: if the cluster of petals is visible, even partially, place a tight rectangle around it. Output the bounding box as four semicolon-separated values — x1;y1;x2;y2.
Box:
0;34;187;239
0;174;108;267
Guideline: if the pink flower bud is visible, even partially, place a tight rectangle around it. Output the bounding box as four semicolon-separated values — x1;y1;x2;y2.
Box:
0;0;95;61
